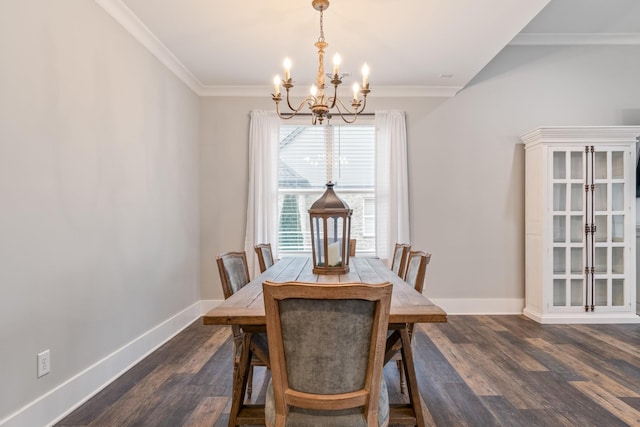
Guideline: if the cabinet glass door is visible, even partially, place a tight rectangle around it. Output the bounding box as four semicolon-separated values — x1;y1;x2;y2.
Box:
592;147;628;310
551;149;585;308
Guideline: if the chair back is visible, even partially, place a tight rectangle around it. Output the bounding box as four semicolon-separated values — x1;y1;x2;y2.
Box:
216;251;251;299
404;251;431;294
390;243;411;277
403;250;431;339
349;239;357;257
254;243;275;273
216;251;251;350
263;281;392;427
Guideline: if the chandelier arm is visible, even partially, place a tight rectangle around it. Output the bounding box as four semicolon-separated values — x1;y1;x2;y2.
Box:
286;89;311;113
328;83;339;110
332;94;367;117
275;94;314;120
333;108;360;124
274;103;299;121
287;90;315;116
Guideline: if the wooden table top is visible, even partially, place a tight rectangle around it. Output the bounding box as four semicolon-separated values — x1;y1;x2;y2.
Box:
203;256;447;326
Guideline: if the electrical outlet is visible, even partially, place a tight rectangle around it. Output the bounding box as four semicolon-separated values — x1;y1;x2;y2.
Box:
37;350;50;378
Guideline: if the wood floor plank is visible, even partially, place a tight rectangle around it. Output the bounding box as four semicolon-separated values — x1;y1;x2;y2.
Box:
423;319;551;410
56;316;640;427
424;318;471;345
412;326;465;384
515;370;628;426
620;397;640;412
85;364;177;426
480;396;550;427
528;338;640;398
568;324;639;359
570;380;640;426
458;316;548;372
475;315;509;332
420;323;501;397
127;377;204;426
182;397;228;427
176;327;231;374
188;337;234;393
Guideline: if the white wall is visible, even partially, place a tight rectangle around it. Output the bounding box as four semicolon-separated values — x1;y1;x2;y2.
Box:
0;1;200;424
200;44;640;308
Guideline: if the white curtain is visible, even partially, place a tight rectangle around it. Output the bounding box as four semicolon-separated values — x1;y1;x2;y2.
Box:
245;110;280;277
375;110;410;265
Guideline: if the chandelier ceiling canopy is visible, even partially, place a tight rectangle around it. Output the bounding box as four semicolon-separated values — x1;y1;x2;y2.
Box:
271;0;371;125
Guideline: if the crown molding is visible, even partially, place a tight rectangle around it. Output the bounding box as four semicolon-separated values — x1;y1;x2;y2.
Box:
510;32;640;46
198;85;462;98
374;85;462;98
95;0;205;94
95;1;460;98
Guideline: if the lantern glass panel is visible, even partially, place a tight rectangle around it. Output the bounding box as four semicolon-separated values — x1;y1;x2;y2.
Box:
326;216;344;267
312;217;326;266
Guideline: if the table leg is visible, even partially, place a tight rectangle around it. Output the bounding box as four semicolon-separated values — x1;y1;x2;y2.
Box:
229;332;253;427
400;327;426;427
384;329;402;364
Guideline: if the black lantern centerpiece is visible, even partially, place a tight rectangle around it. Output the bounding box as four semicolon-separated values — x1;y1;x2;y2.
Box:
309;182;353;274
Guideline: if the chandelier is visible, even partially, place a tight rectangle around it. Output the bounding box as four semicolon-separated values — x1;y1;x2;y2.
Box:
271;0;371;125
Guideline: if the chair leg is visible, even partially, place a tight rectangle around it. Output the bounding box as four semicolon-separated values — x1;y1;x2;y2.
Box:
247;364;254;398
397;359;406;394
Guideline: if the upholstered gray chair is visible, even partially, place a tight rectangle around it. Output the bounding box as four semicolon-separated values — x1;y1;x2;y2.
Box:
390;243;411;278
392;250;431;393
255;243;275;273
216;251;269;398
263;281;392;427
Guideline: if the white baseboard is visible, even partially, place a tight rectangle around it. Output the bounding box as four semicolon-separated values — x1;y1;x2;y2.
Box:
523;307;640;324
1;302;203;427
430;298;524;315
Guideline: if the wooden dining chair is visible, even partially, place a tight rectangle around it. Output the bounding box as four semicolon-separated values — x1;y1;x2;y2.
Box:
349;239;357;257
216;251;269;398
262;281;392;427
390;243;411;278
391;250;431;394
254;243;275;273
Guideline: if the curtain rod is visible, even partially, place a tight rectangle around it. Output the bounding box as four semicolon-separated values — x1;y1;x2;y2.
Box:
288;113;375;116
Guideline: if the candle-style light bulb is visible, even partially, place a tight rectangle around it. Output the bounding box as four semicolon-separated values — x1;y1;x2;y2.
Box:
273;75;281;95
333;53;341;76
361;62;369;87
352;83;360;101
283;57;291;81
310;84;318;97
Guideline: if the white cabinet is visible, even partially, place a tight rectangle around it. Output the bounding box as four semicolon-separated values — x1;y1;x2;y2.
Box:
523;127;640;323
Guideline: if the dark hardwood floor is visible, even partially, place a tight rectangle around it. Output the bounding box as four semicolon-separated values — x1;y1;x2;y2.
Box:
56;315;640;427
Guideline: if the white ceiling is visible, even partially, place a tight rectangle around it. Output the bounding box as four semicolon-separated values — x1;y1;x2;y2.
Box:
96;0;640;96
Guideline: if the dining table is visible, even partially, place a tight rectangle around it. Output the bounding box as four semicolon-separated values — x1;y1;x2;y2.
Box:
202;256;448;427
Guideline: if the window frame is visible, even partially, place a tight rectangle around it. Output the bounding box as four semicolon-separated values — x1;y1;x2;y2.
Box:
277;118;376;256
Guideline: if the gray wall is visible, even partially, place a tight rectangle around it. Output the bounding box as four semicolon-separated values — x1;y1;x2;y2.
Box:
200;44;640;302
0;0;200;420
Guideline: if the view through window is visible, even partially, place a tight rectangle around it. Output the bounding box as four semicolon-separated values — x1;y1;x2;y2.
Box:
278;123;375;254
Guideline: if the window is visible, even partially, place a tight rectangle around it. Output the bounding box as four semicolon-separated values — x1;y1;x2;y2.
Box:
362;197;375;237
278;123;376;254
